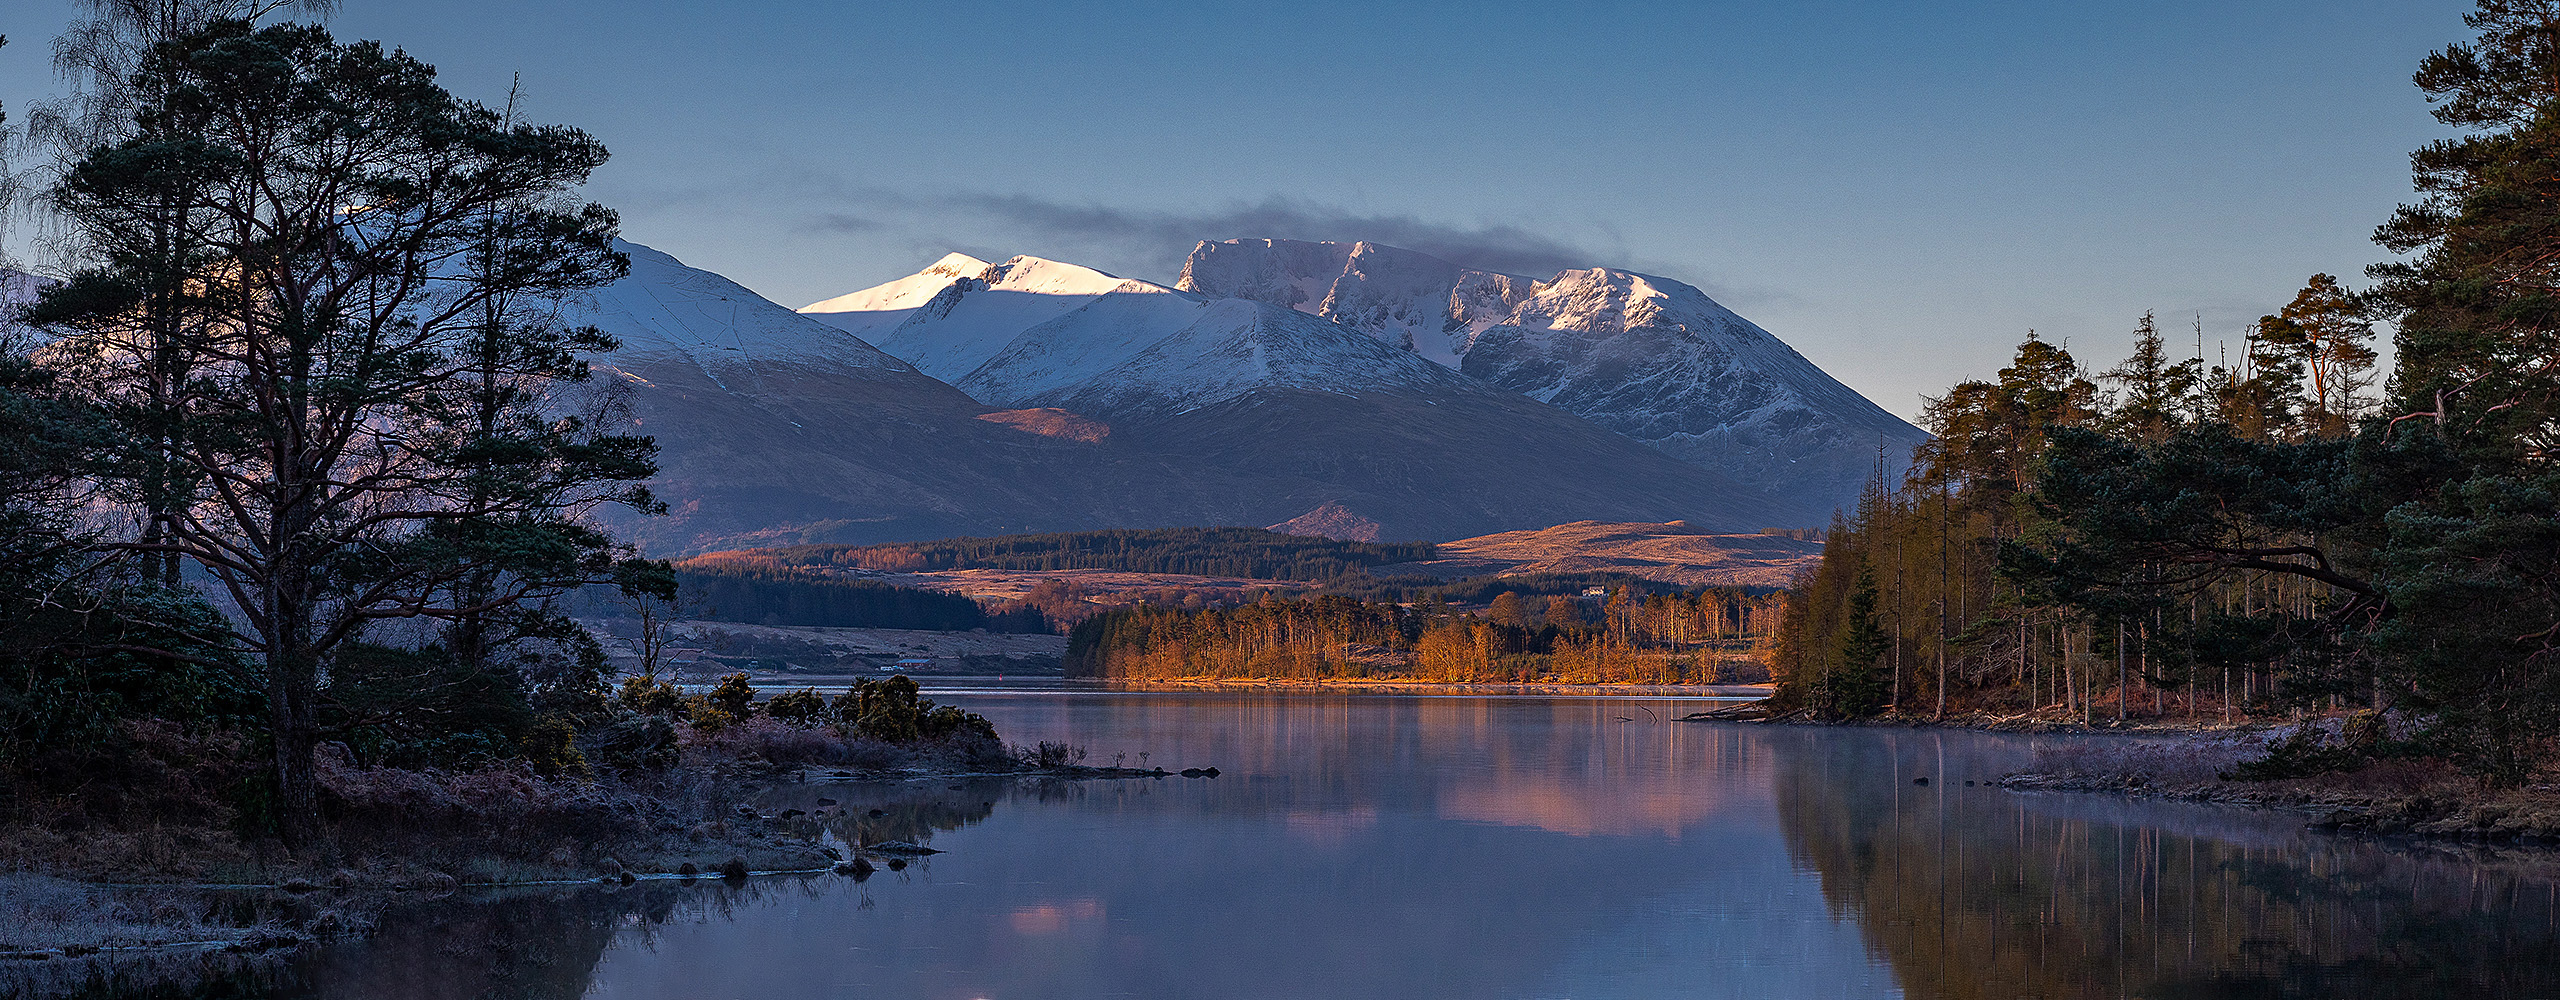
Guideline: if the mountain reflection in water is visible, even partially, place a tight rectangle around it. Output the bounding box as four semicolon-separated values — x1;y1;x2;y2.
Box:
60;692;2560;999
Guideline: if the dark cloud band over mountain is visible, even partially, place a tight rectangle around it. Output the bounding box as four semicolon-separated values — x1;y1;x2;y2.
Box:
943;194;1607;279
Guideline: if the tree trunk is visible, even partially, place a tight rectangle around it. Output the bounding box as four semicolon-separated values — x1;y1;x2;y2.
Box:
266;596;322;850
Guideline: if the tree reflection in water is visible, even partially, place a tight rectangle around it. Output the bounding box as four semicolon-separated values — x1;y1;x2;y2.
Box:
1769;729;2560;998
41;701;2560;999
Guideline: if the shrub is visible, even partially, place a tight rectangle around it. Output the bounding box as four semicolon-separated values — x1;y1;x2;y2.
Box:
764;688;827;726
1019;741;1086;768
324;644;533;770
587;715;679;772
827;676;997;745
523;717;588;778
616;675;684;718
686;674;758;732
2224;714;2393;781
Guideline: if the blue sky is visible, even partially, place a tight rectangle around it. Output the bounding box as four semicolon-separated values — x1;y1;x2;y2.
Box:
0;0;2465;420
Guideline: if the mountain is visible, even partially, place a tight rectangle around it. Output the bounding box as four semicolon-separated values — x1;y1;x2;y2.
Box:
804;252;1498;415
1412;521;1824;589
801;251;1808;535
1177;238;1928;506
562;242;1805;552
564;241;1114;553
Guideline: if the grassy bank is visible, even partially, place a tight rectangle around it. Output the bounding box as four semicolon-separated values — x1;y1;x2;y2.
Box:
1098;677;1775;697
1871;712;2560;848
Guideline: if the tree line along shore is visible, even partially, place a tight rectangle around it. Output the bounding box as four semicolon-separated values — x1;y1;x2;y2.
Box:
1760;4;2560;808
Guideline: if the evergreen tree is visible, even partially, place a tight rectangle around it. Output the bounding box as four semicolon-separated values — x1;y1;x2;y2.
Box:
1913;334;2098;502
2357;0;2560;780
2255;275;2377;438
2370;1;2560;458
1826;567;1892;718
2099;312;2203;443
28;21;651;846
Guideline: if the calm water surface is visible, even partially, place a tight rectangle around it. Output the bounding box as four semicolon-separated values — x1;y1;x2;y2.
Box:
233;689;2560;997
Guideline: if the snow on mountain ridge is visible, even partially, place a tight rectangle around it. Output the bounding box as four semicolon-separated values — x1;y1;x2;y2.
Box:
809;250;1480;416
798;251;988;317
576;240;917;376
1178;237;1927;503
1179;238;1527;366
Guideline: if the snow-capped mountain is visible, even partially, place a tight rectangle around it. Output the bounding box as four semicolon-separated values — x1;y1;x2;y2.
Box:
802;253;1483;416
1176;238;1927;506
1180;239;1498;366
557;241;1800;551
799;251;1806;537
559;241;1104;552
585;241;928;372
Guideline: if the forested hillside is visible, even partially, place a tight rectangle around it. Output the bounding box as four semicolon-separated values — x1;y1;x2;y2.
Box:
693;528;1436;581
667;564;1048;633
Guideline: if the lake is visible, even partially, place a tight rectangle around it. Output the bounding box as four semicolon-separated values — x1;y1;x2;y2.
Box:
168;688;2560;997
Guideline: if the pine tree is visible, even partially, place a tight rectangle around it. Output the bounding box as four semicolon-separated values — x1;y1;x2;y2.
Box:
29;21;652;846
2100;312;2202;443
1827;567;1893;718
2255;275;2377;438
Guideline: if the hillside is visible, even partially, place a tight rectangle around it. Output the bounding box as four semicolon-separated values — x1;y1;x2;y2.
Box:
687;528;1436;581
1387;521;1824;589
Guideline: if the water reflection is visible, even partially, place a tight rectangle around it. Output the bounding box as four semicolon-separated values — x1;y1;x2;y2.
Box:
1769;728;2560;998
48;693;2560;999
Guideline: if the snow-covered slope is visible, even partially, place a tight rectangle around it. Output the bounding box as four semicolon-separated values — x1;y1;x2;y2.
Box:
1463;265;1926;493
558;242;1082;552
796;249;1811;533
800;252;988;319
1180;239;1511;365
1177;238;1927;504
571;242;1806;549
805;253;1479;416
579;240;925;374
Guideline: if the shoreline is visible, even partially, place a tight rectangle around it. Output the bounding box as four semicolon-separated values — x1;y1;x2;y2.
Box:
1700;709;2560;851
0;759;1155;972
1077;677;1776;698
1679;700;2279;736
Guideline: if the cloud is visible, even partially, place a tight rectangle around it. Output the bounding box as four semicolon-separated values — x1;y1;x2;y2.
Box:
942;194;1606;279
779;184;1763;305
807;212;881;234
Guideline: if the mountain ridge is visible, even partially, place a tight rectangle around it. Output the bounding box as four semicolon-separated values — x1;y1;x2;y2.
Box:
567;241;1811;552
1174;238;1928;504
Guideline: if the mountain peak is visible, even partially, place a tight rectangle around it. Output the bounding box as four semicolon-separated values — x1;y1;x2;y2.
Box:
801;251;987;318
925;252;992;278
1173;235;1925;505
983;255;1154;298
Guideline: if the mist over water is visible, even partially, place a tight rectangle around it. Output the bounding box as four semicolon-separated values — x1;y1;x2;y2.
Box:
93;689;2560;999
